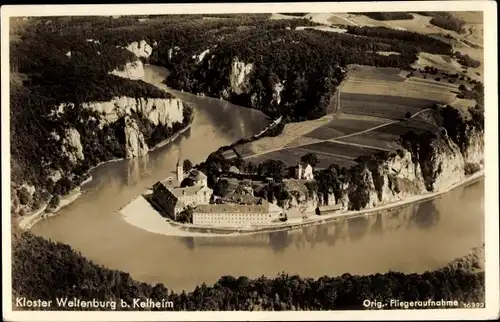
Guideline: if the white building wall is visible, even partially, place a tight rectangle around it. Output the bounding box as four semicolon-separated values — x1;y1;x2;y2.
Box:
177;187;212;207
192;211;281;227
302;164;314;180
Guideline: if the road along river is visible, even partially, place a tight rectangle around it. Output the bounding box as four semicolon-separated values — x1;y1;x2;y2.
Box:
31;65;484;293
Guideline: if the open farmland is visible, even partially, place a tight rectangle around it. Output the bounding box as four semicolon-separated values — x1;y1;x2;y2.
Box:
301;141;383;158
340;93;437;120
243;56;471;170
334;133;402;151
235;117;331;158
301;113;389;140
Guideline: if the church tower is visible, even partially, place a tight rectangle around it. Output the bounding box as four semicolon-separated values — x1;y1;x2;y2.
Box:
296;161;303;180
176;158;183;183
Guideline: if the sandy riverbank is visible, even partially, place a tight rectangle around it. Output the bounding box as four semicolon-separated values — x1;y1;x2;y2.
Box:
120;170;484;237
18;189;82;230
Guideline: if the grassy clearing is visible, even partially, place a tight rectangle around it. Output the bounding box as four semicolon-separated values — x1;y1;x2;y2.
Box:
343;81;457;103
302;113;388;140
347;65;406;82
302;141;382;159
238;117;331;157
282;137;324;149
452;11;483;25
336;134;402;151
340;93;436;121
303;127;346;140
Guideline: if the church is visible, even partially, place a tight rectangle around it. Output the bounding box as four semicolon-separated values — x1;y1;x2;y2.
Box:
295;161;314;181
151;158;213;220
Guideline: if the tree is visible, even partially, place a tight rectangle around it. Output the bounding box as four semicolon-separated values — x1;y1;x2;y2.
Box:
48;195;60;210
245;161;255;174
17;188;31;205
213;179;229;197
177;206;193;223
258;159;287;181
458;84;466;91
300;153;319;167
405;111;412;119
183;159;193;172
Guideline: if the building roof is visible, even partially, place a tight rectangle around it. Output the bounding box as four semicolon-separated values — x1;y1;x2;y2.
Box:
188;169;207;181
162;177;180;188
222;193;261;205
193;199;282;215
298;161;312;169
170;185;212;198
175;199;186;209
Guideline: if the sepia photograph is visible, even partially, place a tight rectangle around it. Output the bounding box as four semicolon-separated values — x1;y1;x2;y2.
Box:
2;1;498;321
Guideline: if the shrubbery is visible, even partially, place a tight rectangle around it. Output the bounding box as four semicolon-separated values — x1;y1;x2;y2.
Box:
464;163;481;176
416;12;466;33
454;52;481;68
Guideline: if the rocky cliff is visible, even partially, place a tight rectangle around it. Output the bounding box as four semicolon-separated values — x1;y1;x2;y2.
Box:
279;124;483;214
229;58;254;95
12;46;192;219
110;60;145;80
125;40;153;59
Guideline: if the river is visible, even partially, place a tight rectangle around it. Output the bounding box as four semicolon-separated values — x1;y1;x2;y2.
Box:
31;65;484;292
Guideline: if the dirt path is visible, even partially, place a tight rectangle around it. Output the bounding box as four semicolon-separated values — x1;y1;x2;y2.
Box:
326;139;391;151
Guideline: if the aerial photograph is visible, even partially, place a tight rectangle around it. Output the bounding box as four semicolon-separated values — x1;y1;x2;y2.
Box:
5;6;492;316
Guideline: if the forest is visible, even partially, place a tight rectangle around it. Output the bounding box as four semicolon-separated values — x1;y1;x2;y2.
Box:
453;51;481;68
164;26;452;121
12;230;484;311
10;17;192;211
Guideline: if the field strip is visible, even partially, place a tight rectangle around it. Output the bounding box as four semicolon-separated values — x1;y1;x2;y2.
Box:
294;147;357;160
404;78;458;90
345;80;457;95
326;139;391;152
243;109;430;160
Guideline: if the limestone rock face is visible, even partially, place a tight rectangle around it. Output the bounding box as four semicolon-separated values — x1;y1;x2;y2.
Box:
125;40;153;59
57;96;185;129
230;58;254;94
110;60;144;80
463;125;484;165
288;126;484;213
62;128;85;163
272;82;284;105
124;116;149;158
192;49;210;63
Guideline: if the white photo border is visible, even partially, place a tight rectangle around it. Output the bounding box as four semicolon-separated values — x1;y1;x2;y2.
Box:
2;1;498;321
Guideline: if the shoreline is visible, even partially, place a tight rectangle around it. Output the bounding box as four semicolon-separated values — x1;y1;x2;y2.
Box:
120;170;484;238
17;118;194;231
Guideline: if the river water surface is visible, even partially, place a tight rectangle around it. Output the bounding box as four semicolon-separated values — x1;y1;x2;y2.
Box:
31;65;485;292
